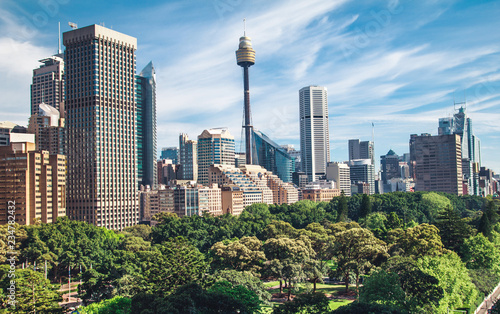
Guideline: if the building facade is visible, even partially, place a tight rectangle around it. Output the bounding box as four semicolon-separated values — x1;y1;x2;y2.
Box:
179;133;198;181
411;134;463;195
0;142;66;225
349;159;375;195
27;104;65;155
299;86;330;182
161;147;179;164
31;56;65;117
136;61;158;189
326;162;351;196
438;105;480;195
197;128;235;186
252;129;294;183
64;24;138;230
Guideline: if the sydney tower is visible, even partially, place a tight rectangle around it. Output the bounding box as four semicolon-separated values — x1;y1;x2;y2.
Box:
235;22;256;164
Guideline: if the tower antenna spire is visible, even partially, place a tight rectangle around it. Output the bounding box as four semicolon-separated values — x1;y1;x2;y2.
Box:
243;18;246;36
58;22;61;54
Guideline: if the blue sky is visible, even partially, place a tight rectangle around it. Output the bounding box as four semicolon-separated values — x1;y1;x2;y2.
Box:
1;0;499;173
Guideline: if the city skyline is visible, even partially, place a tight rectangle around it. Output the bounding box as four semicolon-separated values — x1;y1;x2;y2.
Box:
1;0;500;173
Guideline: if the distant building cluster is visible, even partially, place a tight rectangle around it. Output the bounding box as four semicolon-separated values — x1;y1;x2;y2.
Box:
0;24;498;229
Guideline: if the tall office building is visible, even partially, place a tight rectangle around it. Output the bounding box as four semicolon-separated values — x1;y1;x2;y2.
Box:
438;104;480;195
161;147;179;164
252;129;294;183
197;128;235;186
27;104;66;155
299;86;330;182
0;142;66;225
348;139;374;166
31;56;65;117
179;134;198;181
380;149;400;184
326;162;351;196
349;159;375;195
64;24;138;230
136;61;157;189
411;134;463;195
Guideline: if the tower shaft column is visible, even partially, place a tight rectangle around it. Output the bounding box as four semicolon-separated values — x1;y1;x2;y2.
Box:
244;66;252;164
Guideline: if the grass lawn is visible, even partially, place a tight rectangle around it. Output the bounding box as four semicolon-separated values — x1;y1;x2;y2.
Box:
329;299;353;310
263;280;280;288
267;282;356;296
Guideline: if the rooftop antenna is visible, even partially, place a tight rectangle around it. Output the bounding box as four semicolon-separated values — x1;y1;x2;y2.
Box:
68;22;78;29
243;18;246;36
58;22;61;54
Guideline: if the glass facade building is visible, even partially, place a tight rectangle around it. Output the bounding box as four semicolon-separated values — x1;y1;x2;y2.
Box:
252;129;294;183
136;62;157;189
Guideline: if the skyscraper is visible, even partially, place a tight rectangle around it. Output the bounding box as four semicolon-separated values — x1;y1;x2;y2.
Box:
438;104;480;195
161;147;179;164
64;24;138;230
197;128;235;186
235;25;256;164
299;86;330;182
380;149;400;184
348;139;374;166
0;142;66;225
411;134;463;195
349;159;375;195
252;129;294;183
27;103;65;155
179;134;198;181
136;61;158;189
31;56;65;117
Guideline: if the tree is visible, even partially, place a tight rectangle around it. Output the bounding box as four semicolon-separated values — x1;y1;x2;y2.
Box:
478;202;499;239
386;212;403;230
0;267;62;313
434;205;474;252
207;281;261;314
383;257;444;312
210;236;265;276
299;223;334;292
359;269;405;308
390;224;445;258
417;252;479;313
79;295;132;314
334;301;408;313
461;233;500;275
337;191;349;222
272;292;330;314
359;194;372;218
207;270;271;304
263;236;315;299
135;236;207;296
333;228;387;296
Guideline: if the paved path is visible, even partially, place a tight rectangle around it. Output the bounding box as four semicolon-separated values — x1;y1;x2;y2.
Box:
476;283;500;314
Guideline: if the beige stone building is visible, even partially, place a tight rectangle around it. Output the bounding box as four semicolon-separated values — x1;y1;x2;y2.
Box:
64;25;138;230
0;142;66;225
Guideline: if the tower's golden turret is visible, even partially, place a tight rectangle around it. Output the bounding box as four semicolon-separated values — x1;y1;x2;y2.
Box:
236;36;255;67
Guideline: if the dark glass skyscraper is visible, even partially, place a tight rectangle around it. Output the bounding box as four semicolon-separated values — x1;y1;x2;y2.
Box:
136;61;158;189
252;129;294;183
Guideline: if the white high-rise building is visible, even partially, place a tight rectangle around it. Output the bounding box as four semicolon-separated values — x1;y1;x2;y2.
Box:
299;86;330;182
64;24;138;230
